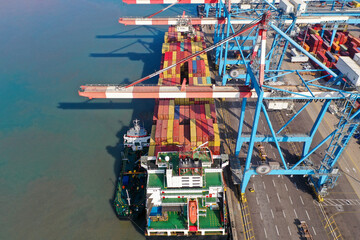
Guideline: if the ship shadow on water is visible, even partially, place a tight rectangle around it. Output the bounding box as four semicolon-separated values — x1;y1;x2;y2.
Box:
58;25;165;235
88;26;164;236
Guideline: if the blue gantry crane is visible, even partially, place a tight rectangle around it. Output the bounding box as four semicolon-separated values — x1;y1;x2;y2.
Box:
83;0;360;199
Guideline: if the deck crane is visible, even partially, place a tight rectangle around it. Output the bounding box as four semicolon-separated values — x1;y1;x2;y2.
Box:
80;1;360;200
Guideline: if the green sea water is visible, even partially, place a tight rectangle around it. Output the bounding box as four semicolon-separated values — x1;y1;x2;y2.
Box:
0;1;196;239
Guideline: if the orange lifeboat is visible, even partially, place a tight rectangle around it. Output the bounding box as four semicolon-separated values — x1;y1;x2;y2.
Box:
189;200;197;224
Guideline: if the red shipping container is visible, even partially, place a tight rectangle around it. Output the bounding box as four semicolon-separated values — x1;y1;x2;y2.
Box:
201;119;209;142
322;41;330;51
164;99;169;119
173;119;180;143
179;124;184;145
196;120;202;142
190;104;196;119
185;105;190;120
210;103;217;123
339;32;345;44
155;120;162;143
153;103;159;121
200;104;206;119
161;120;168;142
195;104;201;120
316;52;326;62
155;146;161;157
179;105;184;123
207;119;214;141
158;100;163;119
352;37;360;47
184;124;190;146
213;146;220;155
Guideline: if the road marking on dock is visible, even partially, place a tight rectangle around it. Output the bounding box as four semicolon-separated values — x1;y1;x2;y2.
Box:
273;152;276;158
275;225;279;236
293;209;298;218
282;210;286;218
277;192;281;203
263;181;266;189
320;198;360;206
289;196;293;205
256;197;259;205
271;209;274;219
284;183;288;191
300;196;304;205
353;167;357;172
288;226;292;235
264;227;268;238
312;226;317;235
272;179;276;187
305;210;311;220
266;194;270;203
260;212;263;220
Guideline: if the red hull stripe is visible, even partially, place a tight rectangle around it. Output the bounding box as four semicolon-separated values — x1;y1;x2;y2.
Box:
126;135;148;138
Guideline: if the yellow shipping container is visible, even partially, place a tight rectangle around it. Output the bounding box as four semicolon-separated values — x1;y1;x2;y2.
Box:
190;119;197;145
194;77;198;85
213;123;220;145
148;145;155;156
164;32;168;43
167;119;174;144
150;125;156;145
169;100;175;119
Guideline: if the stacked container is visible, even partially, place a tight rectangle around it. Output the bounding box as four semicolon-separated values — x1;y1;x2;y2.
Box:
149;27;221;156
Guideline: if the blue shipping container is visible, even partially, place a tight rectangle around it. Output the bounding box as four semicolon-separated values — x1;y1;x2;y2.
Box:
174;105;180;119
122;176;129;186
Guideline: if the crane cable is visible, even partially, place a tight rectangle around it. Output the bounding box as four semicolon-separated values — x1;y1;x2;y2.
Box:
124;14;267;88
146;0;182;18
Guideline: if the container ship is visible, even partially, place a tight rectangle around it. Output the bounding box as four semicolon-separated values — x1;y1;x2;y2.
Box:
140;26;229;238
113;120;150;219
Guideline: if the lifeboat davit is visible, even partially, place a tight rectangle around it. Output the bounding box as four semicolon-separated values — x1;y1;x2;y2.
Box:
189;200;197;224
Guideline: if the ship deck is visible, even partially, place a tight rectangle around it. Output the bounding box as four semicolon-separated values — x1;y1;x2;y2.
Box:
147;171;222;189
149;207;188;230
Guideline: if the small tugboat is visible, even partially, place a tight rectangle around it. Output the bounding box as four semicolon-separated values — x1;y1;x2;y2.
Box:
114;120;149;219
123;119;150;151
